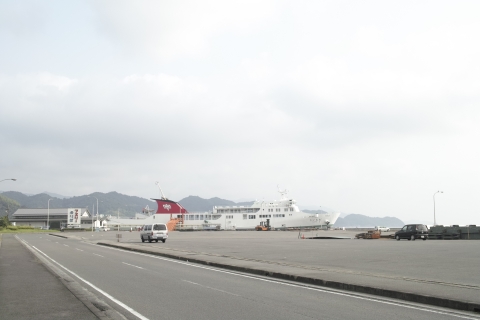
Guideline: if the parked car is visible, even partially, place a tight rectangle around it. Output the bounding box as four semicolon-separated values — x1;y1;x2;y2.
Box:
141;223;168;243
395;224;428;241
375;226;390;232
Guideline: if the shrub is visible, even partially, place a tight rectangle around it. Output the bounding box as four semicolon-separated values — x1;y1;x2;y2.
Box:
17;225;34;229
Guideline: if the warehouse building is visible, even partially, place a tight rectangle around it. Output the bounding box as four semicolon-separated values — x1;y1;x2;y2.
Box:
11;208;93;229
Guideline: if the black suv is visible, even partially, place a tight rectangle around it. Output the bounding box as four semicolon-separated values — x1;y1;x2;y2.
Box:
395;224;428;241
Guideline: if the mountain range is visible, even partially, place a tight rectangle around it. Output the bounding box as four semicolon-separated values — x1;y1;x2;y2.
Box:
0;191;404;227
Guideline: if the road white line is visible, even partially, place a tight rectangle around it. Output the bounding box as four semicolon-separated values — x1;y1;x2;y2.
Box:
183;280;239;297
26;244;149;320
122;262;144;270
93;253;104;257
64;244;69;247
97;245;479;320
76;248;84;252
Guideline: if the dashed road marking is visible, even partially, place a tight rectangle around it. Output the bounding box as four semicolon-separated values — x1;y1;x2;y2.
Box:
122;262;144;270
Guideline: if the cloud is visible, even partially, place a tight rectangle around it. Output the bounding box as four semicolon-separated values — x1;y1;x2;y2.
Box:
2;1;480;225
91;0;276;61
0;1;47;37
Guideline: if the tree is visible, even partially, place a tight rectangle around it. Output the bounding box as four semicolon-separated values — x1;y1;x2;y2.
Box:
0;194;20;221
0;215;10;227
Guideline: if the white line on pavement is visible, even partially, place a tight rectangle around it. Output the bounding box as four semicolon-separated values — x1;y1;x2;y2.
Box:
76;248;83;252
97;245;479;320
122;262;144;270
27;244;149;320
182;280;239;297
93;253;104;257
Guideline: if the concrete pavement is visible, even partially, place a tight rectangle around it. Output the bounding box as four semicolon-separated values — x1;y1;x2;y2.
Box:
0;234;99;320
60;229;480;313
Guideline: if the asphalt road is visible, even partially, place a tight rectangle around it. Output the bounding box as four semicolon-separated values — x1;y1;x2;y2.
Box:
15;233;480;320
86;230;480;290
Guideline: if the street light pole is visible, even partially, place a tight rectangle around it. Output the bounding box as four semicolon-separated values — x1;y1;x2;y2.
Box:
47;198;53;229
433;191;443;226
88;195;99;229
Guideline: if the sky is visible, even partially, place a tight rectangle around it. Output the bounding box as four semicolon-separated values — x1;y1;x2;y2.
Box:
1;0;479;225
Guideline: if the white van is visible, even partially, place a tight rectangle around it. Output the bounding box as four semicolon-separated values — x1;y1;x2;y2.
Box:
375;226;390;232
141;223;168;243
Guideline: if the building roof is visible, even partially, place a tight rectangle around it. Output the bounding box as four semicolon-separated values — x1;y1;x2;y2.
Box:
12;208;91;217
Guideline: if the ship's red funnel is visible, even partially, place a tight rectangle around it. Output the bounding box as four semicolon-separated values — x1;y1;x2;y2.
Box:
152;198;188;214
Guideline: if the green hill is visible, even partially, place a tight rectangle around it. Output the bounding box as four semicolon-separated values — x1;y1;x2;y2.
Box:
0;194;21;218
1;191;155;218
334;214;404;228
178;195;253;212
1;191;405;227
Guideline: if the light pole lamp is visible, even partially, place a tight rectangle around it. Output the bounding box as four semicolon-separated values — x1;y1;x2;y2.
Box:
47;198;53;229
0;178;17;183
433;191;443;226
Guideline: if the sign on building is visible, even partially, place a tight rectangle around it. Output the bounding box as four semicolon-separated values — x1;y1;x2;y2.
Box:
67;208;82;228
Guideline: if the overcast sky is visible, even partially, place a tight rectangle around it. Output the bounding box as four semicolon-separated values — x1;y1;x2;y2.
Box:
1;1;479;225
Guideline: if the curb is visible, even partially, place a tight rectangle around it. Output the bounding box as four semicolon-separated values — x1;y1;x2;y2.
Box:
49;233;69;239
98;241;480;314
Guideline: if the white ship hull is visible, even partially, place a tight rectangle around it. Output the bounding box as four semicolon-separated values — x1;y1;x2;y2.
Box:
110;190;340;230
109;210;339;230
178;211;340;230
107;189;340;230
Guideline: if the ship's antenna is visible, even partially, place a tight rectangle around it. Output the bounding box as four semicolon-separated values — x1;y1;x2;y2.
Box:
155;181;167;200
277;184;288;199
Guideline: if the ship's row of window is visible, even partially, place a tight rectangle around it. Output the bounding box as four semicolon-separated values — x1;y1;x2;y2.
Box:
266;208;294;212
178;213;288;220
182;214;222;221
216;208;294;213
259;214;286;218
217;209;258;213
244;214;286;219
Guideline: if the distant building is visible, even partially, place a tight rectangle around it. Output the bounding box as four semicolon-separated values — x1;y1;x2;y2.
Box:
11;208;92;229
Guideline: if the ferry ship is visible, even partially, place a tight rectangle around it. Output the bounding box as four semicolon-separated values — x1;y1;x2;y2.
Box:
115;188;340;231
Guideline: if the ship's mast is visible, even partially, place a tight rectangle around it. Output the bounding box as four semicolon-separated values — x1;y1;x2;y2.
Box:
277;185;288;200
155;181;168;200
